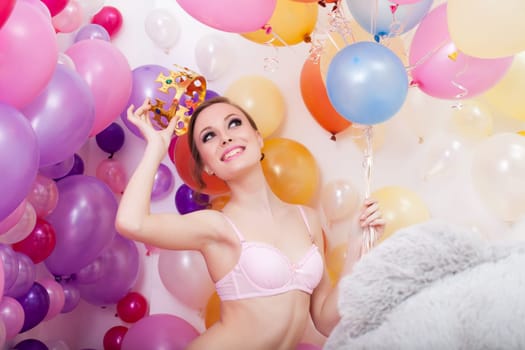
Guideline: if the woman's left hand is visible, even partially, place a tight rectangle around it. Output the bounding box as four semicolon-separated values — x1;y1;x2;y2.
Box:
359;197;386;240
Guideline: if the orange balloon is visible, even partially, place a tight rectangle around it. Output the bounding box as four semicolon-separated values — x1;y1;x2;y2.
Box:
325;243;347;285
204;292;221;329
210;194;230;211
169;133;230;196
262;138;320;205
300;57;351;138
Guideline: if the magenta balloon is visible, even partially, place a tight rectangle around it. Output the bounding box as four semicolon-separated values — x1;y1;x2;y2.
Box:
151;163;175;201
22;64;95;167
77;234;139;306
121;314;199;350
40;0;67;16
4;253;36;299
66;39;132;137
0;103;40;222
120;64;172;138
0;0;14;30
45;175;117;276
0;1;58;108
176;0;276;33
0;296;24;339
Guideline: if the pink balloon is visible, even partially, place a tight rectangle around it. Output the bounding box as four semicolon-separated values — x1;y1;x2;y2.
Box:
296;343;322;350
0;296;24;340
26;174;59;218
0;200;26;235
0;202;36;246
176;0;276;33
158;249;214;310
0;1;58;108
121;314;199;350
52;0;84;33
66;39;132;136
38;277;65;321
96;158;128;194
91;6;123;37
388;0;421;3
409;3;513;100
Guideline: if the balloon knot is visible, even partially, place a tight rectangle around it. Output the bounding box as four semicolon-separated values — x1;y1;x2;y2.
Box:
304;33;312;43
330;134;337;141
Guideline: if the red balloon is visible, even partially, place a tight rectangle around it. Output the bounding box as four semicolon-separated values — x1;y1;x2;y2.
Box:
91;6;123;37
12;217;56;263
170;133;230;196
103;325;128;350
117;292;148;323
0;0;15;29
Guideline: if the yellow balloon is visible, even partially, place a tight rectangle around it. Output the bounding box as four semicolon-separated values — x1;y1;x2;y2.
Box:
519;131;525;137
320;21;407;82
204;292;221;329
447;0;525;58
241;0;318;46
483;51;525;122
262;138;320;205
325;243;347;286
372;186;431;242
224;75;285;138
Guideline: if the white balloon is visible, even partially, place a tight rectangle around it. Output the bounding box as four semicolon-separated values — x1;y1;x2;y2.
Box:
194;34;233;81
144;8;180;52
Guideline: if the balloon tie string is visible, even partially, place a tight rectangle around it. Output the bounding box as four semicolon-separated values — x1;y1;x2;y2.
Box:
405;38;448;72
361;125;375;255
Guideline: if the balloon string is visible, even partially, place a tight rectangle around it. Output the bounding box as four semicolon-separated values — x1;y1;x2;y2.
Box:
405;39;448;72
370;0;378;37
451;59;470;100
361;125;375;254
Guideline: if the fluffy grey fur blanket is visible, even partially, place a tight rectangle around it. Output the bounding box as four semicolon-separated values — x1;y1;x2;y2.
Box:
324;220;525;350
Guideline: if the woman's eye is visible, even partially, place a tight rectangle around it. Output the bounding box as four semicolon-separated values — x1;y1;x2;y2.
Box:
202;132;215;143
229;118;242;128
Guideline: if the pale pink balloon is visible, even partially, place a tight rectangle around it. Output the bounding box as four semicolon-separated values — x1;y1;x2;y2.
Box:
66;39;132;136
96;158;128;194
0;200;26;235
158;249;214;310
26;174;59;218
52;0;84;33
39;277;66;321
0;1;58;108
0;296;24;340
0;202;36;245
388;0;422;4
409;4;513;100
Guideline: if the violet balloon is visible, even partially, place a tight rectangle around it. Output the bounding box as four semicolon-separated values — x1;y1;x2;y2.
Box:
121;313;199;350
59;281;80;313
38;155;75;180
77;234;139;306
74;23;111;42
4;253;36;299
96;122;126;154
120;64;172;138
16;281;49;333
0;244;18;291
45;175;118;276
151;163;175;201
13;338;49;350
0;103;39;222
22;64;95;167
54;153;85;181
175;184;210;214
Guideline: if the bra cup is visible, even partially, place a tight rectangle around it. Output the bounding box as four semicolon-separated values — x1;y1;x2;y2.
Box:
239;245;292;289
298;249;324;289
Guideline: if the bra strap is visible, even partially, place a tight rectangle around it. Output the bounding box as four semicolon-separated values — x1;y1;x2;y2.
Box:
221;213;246;243
297;206;313;241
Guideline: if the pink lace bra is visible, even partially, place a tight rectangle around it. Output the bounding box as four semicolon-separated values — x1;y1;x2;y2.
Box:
215;206;324;301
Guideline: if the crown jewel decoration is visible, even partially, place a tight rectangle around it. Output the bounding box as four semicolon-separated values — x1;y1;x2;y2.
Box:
149;64;207;136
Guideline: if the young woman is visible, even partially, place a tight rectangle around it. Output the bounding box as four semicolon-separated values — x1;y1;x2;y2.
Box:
115;96;385;349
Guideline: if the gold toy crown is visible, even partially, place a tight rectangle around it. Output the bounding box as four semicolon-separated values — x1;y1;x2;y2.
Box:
149;64;207;136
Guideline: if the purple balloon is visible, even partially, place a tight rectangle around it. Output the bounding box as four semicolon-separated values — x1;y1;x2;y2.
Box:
205;89;219;100
16;281;50;333
54;153;85;181
74;23;110;42
45;175;117;275
121;314;199;350
4;252;36;298
175;184;209;214
120;64;173;138
151;163;175;201
22;64;95;167
95;122;125;154
0;103;40;222
14;338;49;350
77;234;139;306
0;244;18;291
59;280;80;313
38;154;75;180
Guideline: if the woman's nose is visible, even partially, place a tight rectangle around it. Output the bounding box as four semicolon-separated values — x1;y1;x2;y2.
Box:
222;137;233;145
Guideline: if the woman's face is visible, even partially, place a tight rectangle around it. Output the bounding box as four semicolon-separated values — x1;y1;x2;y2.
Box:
192;102;263;180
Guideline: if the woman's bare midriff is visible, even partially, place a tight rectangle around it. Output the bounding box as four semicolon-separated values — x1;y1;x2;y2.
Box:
187;291;311;350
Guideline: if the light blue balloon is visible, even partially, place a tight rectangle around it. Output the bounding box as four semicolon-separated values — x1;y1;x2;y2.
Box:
346;0;433;36
326;41;408;125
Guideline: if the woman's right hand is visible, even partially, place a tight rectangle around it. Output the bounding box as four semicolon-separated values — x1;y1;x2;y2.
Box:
126;98;177;154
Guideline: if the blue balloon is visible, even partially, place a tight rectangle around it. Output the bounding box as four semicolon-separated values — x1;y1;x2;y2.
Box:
346;0;433;37
326;41;408;125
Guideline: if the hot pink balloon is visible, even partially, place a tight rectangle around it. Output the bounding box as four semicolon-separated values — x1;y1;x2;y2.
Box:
409;3;513;100
91;6;123;37
40;0;68;16
66;39;132;136
176;0;276;33
0;1;58;108
0;0;14;29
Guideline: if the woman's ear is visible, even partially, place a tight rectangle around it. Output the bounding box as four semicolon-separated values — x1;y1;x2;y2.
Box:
256;131;264;148
203;165;214;176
